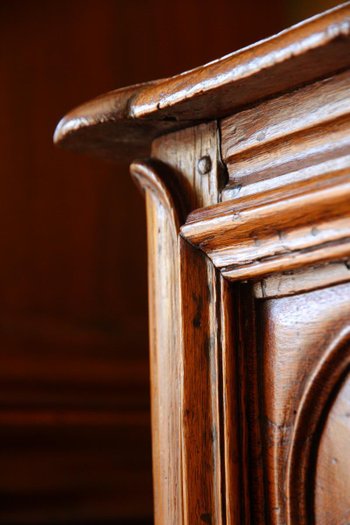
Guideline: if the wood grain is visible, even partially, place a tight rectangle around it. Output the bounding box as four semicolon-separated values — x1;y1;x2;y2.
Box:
253;261;350;299
54;3;350;523
152;122;225;209
147;125;232;524
220;277;241;525
220;70;350;200
256;283;350;524
182;169;350;280
54;3;350;160
180;239;224;525
131;159;185;525
315;372;350;525
235;284;266;523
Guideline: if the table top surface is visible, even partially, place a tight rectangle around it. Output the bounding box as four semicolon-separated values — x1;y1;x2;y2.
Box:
54;2;350;161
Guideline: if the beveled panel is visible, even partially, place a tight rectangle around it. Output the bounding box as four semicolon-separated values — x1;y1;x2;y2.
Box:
315;371;350;525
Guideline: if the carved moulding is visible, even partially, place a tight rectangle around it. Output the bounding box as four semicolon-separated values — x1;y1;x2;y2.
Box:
181;167;350;283
131;121;350;523
180;141;350;523
286;329;350;524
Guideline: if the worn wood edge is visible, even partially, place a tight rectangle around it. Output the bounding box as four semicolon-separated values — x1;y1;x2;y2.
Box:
151;121;224;210
253;261;350;299
131;158;185;525
130;153;228;523
222;242;350;281
285;328;350;524
54;82;194;161
133;3;350;120
182;173;350;243
182;167;350;228
181;175;350;280
221;154;350;202
220;71;350;165
130;158;188;227
54;2;350;160
220;70;350;196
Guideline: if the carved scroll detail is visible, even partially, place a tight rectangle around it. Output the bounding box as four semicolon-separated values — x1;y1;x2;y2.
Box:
131;158;188;229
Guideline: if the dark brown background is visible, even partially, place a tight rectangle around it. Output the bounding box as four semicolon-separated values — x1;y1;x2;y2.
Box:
0;0;340;523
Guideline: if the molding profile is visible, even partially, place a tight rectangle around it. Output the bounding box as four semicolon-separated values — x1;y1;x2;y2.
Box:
54;3;350;161
130;158;188;229
286;329;350;524
182;171;350;280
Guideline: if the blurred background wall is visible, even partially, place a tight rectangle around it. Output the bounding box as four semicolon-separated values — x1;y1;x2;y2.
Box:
0;0;341;523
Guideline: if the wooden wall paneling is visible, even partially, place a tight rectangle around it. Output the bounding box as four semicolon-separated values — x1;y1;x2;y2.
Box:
256;283;350;524
0;420;152;524
0;2;154;522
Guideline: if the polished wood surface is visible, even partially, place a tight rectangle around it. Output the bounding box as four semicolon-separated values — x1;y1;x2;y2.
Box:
315;371;350;524
56;2;350;524
55;2;350;161
4;0;302;522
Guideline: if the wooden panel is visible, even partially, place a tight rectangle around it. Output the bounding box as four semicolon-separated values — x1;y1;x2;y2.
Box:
0;312;149;410
315;372;350;525
256;282;350;524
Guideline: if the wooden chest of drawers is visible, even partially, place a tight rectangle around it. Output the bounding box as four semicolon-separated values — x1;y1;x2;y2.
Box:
56;3;350;523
